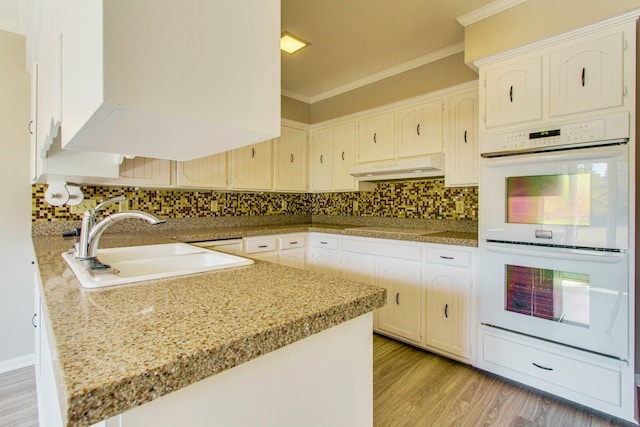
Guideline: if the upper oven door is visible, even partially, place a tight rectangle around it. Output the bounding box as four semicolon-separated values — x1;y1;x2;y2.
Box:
479;144;629;250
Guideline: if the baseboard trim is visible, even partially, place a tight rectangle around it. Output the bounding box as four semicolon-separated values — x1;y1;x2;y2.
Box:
0;354;35;374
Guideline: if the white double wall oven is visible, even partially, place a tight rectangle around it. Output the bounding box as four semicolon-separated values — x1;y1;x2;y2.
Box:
479;112;630;360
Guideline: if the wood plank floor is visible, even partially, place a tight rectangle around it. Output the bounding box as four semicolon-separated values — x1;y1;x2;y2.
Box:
373;334;637;427
0;366;38;427
1;337;636;426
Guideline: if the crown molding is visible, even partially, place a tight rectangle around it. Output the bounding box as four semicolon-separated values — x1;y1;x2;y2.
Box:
281;90;311;104
307;41;465;104
457;0;528;27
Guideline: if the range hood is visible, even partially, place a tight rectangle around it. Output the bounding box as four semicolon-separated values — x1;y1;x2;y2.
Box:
348;154;445;181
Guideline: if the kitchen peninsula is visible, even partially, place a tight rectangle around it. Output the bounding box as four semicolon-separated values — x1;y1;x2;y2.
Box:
32;226;388;427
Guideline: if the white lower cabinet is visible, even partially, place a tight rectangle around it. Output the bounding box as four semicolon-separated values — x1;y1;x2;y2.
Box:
242;234;306;268
424;246;473;360
307;233;340;275
375;257;422;344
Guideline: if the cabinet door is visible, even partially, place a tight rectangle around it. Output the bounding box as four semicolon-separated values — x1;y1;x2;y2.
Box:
340;251;374;285
375;257;422;344
357;111;395;163
176;152;227;189
332;122;357;191
446;90;479;187
274;126;308;192
279;248;306;270
549;32;625;117
309;128;332;192
484;56;543;128
107;157;172;187
397;99;443;158
308;247;340;276
230;139;273;190
425;263;470;358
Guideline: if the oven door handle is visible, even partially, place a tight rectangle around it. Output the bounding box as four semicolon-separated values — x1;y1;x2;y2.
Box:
482;143;627;164
483;242;626;263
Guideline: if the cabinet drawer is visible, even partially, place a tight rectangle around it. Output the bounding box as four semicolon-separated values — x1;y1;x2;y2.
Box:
426;247;471;267
482;333;621;405
309;234;338;249
279;234;306;250
341;238;421;261
244;237;277;254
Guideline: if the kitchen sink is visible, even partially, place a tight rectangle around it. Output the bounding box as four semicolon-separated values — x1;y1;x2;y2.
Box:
62;243;254;289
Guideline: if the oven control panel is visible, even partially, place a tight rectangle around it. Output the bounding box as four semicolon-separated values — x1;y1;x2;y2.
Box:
481;112;629;156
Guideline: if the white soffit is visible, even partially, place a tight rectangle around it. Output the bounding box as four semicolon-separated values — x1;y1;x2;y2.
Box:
457;0;529;27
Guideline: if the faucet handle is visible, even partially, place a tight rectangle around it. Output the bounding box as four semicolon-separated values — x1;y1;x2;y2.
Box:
93;196;126;212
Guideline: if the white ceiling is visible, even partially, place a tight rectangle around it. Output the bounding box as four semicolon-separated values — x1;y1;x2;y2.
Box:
0;0;509;104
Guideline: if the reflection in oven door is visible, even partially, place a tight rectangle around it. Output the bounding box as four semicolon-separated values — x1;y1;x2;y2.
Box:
480;242;628;360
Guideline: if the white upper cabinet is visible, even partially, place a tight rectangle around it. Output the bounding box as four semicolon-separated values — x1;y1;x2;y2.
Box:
176;153;228;189
230;139;273;191
446;90;479;187
274;126;308;192
357;111;395;163
483;55;543;128
397;99;444;158
56;0;280;161
332;122;359;191
548;31;625;118
309;127;332;192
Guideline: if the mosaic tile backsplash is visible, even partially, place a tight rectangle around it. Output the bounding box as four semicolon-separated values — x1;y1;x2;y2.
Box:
32;179;478;224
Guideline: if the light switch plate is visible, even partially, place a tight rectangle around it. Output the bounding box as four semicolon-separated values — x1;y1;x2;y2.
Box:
455;201;464;214
70;199;97;215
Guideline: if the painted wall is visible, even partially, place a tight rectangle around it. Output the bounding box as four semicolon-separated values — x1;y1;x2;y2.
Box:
0;30;34;368
464;0;640;64
281;95;311;124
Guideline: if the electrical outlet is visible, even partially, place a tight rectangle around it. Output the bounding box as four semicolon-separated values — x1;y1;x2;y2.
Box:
70;199;97;215
211;200;219;212
118;199;130;212
281;200;287;210
353;200;358;212
455;201;464;214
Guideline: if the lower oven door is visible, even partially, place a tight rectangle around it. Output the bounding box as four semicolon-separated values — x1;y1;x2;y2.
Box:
479;241;628;360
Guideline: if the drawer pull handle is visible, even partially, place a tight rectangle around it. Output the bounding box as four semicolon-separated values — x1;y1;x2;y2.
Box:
373;133;377;143
290;153;294;163
532;362;553;371
581;67;586;87
251;147;255;158
320;154;323;164
289;241;298;245
29;120;34;135
258;245;268;248
32;313;37;328
509;85;513;102
320;241;328;245
341;151;345;161
444;304;448;318
395;292;400;305
416;124;420;136
440;256;454;260
464;130;468;143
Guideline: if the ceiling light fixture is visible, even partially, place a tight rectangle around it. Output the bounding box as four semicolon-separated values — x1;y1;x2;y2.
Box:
280;31;310;54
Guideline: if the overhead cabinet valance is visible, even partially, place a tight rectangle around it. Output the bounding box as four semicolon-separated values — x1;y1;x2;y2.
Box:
50;0;281;161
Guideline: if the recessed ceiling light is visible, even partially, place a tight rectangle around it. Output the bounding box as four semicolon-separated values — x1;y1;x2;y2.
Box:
281;31;310;55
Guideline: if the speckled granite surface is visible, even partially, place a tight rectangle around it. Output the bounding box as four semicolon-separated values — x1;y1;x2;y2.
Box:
32;222;476;426
33;230;386;426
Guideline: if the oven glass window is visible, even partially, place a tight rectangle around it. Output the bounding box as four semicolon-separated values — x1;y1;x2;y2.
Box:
506;173;591;225
505;264;590;327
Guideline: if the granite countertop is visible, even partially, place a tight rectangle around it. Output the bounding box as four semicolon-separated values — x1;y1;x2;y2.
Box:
32;222;475;426
33;229;386;427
